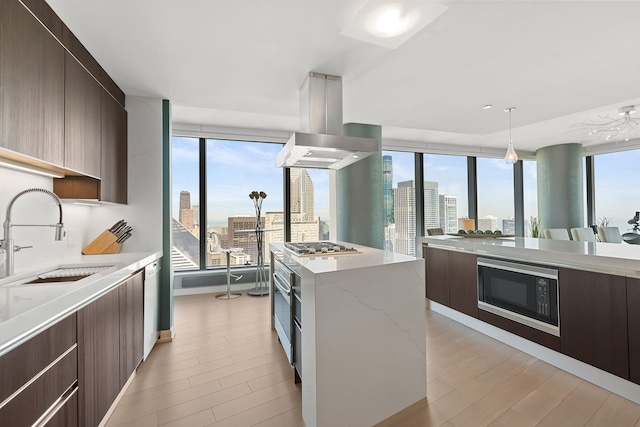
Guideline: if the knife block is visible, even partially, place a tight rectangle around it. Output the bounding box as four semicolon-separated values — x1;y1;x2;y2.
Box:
82;230;122;255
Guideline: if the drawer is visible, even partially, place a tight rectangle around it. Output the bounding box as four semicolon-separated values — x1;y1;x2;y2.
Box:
44;387;78;427
0;346;77;427
0;313;77;403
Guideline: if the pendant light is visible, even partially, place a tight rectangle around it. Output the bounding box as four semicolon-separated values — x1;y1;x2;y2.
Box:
504;107;518;164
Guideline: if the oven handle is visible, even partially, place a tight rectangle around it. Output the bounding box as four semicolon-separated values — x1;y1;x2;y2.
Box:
273;273;291;297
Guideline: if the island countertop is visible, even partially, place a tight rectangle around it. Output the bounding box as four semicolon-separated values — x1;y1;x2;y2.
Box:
269;241;418;276
0;251;162;357
422;235;640;277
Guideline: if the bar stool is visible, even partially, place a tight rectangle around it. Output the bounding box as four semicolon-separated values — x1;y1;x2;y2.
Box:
216;247;244;300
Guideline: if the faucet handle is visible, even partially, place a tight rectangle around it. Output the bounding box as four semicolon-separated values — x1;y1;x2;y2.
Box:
13;245;33;252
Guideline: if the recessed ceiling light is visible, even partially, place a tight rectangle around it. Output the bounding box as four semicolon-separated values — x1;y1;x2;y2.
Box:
482;104;493;110
374;8;408;37
341;2;448;49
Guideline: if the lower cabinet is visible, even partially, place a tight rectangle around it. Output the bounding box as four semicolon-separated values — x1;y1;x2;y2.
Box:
0;314;77;427
424;245;450;305
628;277;640;385
78;269;145;426
45;388;78;427
559;268;629;379
119;271;144;387
448;250;478;318
424;245;478;317
78;287;121;427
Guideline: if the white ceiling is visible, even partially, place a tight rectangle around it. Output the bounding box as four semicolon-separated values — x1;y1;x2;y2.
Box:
45;0;640;154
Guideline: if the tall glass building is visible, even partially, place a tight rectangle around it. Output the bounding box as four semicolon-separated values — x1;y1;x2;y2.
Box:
383;155;394;225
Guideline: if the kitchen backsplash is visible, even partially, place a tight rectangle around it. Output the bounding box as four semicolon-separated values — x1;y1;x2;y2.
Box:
0;167;103;274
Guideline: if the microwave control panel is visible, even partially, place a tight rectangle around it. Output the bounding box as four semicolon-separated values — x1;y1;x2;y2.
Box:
536;277;550;320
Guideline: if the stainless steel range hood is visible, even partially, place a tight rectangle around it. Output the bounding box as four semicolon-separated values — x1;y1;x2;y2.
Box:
276;72;378;170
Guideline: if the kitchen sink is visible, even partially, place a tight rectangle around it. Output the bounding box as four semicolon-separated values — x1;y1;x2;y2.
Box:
15;265;115;286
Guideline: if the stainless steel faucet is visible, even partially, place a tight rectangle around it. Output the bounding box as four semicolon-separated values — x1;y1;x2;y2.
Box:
0;188;64;277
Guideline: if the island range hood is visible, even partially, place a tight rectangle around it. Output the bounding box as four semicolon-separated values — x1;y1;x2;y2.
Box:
276;72;378;170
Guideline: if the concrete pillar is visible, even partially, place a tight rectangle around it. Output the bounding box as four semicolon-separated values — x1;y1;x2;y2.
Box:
336;123;383;249
536;143;584;231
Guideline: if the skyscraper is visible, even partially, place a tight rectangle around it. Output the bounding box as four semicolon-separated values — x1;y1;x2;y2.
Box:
424;181;439;230
179;190;191;224
383;155;394;225
290;168;314;220
439;195;458;233
395;181;416;256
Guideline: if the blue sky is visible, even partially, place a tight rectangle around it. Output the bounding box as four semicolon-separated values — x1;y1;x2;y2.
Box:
172;136;640;233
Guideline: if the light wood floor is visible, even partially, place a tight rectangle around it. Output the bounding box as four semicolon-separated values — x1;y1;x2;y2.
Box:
106;294;640;427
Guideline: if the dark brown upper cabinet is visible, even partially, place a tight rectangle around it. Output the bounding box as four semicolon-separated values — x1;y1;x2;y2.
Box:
64;52;102;178
0;0;64;165
101;89;128;204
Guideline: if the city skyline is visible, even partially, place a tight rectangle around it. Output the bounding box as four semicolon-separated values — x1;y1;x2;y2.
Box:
172;136;640;241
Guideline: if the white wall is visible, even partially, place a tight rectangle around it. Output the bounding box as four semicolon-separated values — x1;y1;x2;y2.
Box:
0;96;165;276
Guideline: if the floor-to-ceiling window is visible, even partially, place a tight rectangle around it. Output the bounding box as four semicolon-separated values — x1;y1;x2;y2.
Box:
523;160;538;236
206;139;283;268
382;151;416;255
171;136;283;271
171;136;201;270
476;158;515;232
423;154;468;233
594;149;640;233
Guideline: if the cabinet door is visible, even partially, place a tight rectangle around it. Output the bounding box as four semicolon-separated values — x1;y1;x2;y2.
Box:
628;277;640;385
424;246;450;305
78;287;120;427
101;89;128;203
64;51;101;177
0;0;64;164
119;271;144;387
559;268;629;379
448;251;478;318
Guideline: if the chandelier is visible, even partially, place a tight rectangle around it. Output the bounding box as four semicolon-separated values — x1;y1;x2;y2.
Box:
571;105;640;143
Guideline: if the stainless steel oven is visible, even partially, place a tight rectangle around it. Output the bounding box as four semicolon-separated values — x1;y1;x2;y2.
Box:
273;258;294;363
478;257;559;336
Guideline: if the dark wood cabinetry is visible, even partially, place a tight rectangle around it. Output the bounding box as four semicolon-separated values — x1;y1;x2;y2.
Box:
559;268;629;379
628;277;640;385
424;246;450;305
101;89;128;203
45;389;78;427
448;250;478;317
77;288;121;427
424;245;477;317
78;271;145;426
0;0;64;165
119;271;144;387
64;52;102;177
1;0;128;204
0;314;77;427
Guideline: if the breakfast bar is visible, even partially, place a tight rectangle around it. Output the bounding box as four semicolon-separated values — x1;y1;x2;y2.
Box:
422;235;640;405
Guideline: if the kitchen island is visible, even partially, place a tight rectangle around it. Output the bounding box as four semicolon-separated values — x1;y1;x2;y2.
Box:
422;235;640;405
270;242;426;427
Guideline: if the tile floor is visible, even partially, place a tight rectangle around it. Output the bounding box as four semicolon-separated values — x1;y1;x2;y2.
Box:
105;293;640;427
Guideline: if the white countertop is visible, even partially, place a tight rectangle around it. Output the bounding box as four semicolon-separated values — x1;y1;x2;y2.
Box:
270;242;419;275
0;250;162;357
422;235;640;277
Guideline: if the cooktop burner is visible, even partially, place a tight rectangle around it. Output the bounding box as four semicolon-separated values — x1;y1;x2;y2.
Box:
284;241;359;256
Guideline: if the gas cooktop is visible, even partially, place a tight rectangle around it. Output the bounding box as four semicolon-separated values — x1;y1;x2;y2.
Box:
284;241;359;256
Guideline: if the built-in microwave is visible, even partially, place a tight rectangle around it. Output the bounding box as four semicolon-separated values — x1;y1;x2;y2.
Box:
477;257;559;336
